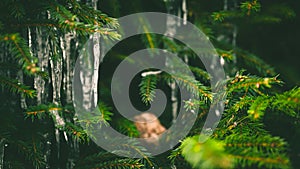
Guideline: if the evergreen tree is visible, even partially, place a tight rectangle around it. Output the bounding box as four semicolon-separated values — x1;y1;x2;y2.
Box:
0;0;299;169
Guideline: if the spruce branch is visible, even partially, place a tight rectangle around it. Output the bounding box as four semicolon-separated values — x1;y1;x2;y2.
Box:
44;2;120;39
0;76;36;98
247;96;269;120
25;104;62;120
271;87;300;117
14;139;46;168
0;34;40;75
178;135;234;169
227;73;282;95
77;103;113;130
189;66;210;81
230;153;290;169
76;152;143;169
64;122;89;142
138;16;156;50
139;75;157;105
240;0;261;16
91;159;143;169
216;48;235;61
161;73;212;101
225;134;287;152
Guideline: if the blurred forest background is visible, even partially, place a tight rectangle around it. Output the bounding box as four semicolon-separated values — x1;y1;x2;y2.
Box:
100;0;300;87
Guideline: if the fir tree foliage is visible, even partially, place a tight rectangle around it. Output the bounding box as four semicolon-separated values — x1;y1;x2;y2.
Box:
0;0;299;169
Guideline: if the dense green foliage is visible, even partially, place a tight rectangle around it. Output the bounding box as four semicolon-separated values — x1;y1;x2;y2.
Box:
0;0;299;169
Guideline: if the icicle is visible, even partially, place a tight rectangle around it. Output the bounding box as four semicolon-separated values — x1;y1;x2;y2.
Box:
18;70;27;109
28;27;33;56
165;0;180;124
78;0;101;111
0;139;5;169
34;27;42;104
92;33;101;107
66;138;79;169
50;59;62;105
49;37;65;168
232;25;238;51
61;33;73;104
79;47;93;111
49;36;65;125
182;0;187;25
34;27;49;104
92;0;100;107
170;82;178;123
33;24;52;168
61;33;75;169
182;0;189;77
92;0;98;10
79;45;92;110
177;6;181;27
232;0;238;64
66;34;79;169
224;0;228;10
50;56;65;126
44;134;51;169
55;129;60;162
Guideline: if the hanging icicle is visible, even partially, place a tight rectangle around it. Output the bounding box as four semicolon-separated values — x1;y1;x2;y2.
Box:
50;50;65;126
34;27;50;104
78;0;101;111
181;0;189;66
92;32;101;107
0;139;4;169
31;22;53;168
49;31;65;168
231;0;238;67
232;0;238;51
43;135;51;169
17;70;27;109
61;33;73;104
92;0;98;10
63;33;79;169
79;43;93;111
182;0;187;25
92;0;101;108
66;138;79;169
224;0;228;10
91;0;101;107
66;1;100;168
164;0;180;124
